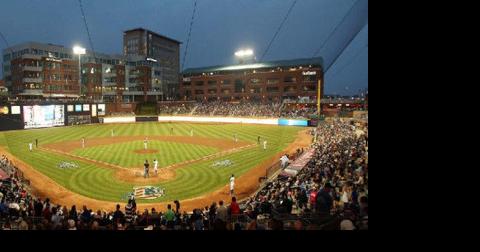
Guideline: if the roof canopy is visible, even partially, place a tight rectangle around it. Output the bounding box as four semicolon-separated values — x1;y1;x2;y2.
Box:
182;57;323;75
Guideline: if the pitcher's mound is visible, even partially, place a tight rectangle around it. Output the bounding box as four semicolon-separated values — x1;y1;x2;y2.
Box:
134;149;159;154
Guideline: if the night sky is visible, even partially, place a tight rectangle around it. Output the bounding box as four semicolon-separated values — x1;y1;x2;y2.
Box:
0;0;368;95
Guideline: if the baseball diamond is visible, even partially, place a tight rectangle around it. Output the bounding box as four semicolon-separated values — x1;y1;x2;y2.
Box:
0;122;306;206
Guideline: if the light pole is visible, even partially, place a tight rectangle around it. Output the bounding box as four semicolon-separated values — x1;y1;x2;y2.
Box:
73;46;86;98
234;49;254;64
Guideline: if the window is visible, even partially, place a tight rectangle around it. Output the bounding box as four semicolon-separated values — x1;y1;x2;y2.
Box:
208;89;217;94
250;78;262;84
221;89;231;94
284;76;296;83
267;87;279;93
183;82;191;86
249;87;262;93
303;85;316;91
304;75;316;82
284;86;297;92
195;81;204;86
208;80;217;85
267;79;279;85
195;90;204;95
234;79;244;93
221;80;231;85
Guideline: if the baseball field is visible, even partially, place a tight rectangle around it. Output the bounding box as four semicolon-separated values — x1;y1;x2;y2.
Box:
0;122;311;210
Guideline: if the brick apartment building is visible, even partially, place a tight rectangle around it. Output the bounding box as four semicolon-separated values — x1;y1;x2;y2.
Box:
1;28;181;102
180;57;323;102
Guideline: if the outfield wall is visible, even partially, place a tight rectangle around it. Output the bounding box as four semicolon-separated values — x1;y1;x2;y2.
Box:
158;116;279;125
102;116;136;124
98;116;309;127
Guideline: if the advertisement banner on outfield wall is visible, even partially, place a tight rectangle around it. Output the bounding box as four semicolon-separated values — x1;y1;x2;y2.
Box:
278;119;308;127
91;104;97;117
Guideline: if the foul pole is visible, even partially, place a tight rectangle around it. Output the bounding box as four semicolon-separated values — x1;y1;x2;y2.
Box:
317;79;322;118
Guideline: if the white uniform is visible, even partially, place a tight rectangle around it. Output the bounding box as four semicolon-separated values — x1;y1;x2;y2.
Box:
230;176;235;194
263;140;267;150
144;140;148;150
29;143;33;151
234;134;238;143
111;129;114;137
190;129;194;137
82;139;85;148
154;160;158;174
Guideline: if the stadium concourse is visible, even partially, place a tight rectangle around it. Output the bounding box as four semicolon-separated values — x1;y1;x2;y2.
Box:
0;117;368;230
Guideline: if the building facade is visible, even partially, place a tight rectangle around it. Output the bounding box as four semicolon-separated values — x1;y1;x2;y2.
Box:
2;28;181;102
180;57;323;102
124;28;181;100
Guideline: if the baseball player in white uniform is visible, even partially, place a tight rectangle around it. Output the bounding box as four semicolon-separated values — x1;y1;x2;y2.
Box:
153;159;159;176
230;174;235;196
82;138;85;148
29;143;33;152
263;140;267;150
144;137;148;150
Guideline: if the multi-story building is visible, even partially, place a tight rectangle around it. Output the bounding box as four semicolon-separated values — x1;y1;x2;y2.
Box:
180;57;324;102
124;28;181;100
3;42;82;99
1;28;181;102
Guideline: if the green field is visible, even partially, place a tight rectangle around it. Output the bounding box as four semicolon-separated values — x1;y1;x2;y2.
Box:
0;122;303;203
73;140;219;168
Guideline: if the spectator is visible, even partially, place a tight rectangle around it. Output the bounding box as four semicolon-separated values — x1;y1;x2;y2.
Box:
125;198;136;224
69;205;78;222
174;200;180;213
164;204;175;228
229;197;241;216
340;219;356;230
316;184;333;214
112;204;125;226
80;205;91;223
216;200;228;223
51;207;63;228
67;219;76;230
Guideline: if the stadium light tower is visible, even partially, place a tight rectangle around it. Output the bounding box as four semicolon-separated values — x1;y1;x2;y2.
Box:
234;49;254;64
73;46;86;97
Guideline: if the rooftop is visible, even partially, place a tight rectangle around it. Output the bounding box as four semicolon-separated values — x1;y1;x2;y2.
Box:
182;57;323;75
124;28;182;44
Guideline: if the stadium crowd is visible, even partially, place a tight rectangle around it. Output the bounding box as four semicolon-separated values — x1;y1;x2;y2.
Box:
193;101;282;117
242;119;368;230
280;105;317;119
158;103;197;115
156;101;313;118
0;119;367;230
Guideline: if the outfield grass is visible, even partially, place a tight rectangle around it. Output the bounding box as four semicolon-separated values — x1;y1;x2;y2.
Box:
0;122;302;203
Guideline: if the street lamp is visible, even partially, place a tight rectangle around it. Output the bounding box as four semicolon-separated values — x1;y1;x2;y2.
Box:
73;46;86;97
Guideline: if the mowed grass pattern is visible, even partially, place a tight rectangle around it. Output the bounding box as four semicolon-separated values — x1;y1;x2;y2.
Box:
0;122;302;203
72;141;219;168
